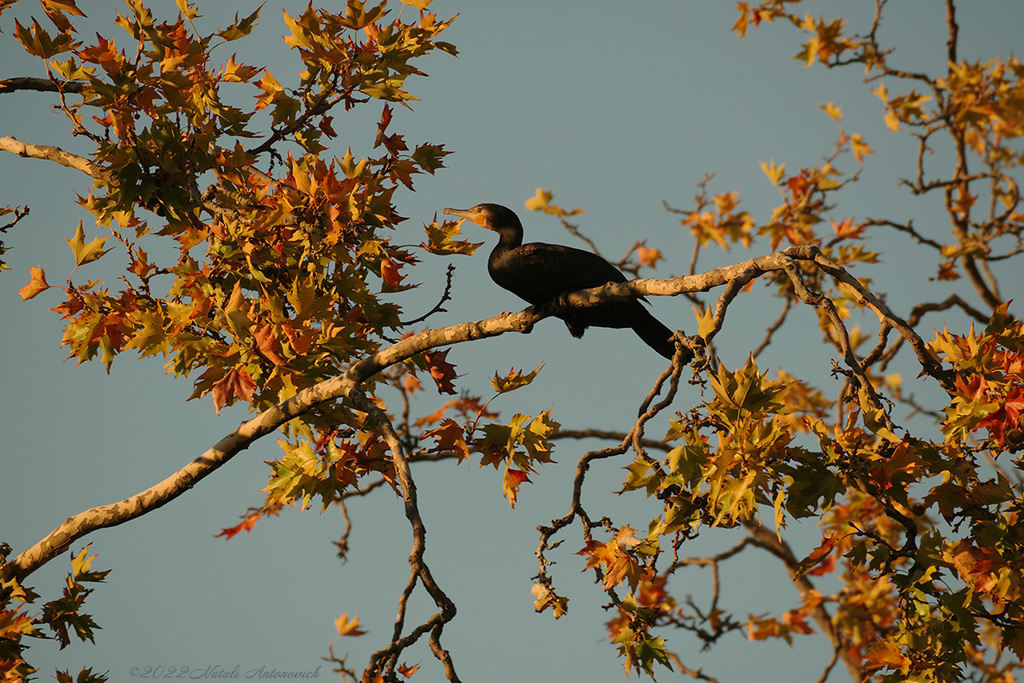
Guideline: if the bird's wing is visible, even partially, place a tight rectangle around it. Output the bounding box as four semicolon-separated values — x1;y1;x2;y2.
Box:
517;243;627;289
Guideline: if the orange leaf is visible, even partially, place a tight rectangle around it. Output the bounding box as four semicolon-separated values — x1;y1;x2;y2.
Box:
334;613;367;637
215;512;261;540
502;467;530;509
254;323;287;366
18;265;51;300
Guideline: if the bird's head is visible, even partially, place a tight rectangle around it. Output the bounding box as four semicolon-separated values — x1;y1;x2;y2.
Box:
442;203;521;232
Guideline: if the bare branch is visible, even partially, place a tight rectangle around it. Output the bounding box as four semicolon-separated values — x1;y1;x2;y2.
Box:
0;77;86;94
0;135;108;181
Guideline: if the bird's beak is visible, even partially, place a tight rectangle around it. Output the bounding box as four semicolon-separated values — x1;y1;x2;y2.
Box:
442;207;485;226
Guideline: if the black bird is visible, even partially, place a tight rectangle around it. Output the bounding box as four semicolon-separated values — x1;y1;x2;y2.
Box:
442;203;682;360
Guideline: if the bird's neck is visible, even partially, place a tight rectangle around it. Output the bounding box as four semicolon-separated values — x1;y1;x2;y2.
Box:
493;225;523;250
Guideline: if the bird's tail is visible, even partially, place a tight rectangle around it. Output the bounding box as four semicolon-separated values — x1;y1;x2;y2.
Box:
631;315;681;361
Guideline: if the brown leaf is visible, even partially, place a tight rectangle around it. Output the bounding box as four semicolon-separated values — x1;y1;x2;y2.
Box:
210;367;257;414
423;349;457;395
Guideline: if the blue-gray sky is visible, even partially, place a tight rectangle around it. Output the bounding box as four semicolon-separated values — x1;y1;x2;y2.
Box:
2;2;1022;682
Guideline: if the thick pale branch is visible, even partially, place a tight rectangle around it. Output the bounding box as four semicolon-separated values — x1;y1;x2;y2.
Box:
9;245;952;581
0;135;108;181
7;309;539;581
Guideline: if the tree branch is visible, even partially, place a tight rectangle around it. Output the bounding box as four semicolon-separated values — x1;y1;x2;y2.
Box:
743;520;864;682
0;135;108;181
6;308;539;582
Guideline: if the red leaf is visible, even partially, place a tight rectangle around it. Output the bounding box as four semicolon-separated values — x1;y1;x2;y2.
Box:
423;349;457;395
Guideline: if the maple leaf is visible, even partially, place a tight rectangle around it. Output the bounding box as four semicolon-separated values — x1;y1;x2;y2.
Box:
334;612;367;637
794;534;838;578
380;258;403;289
215;512;261;540
761;159;786;186
65;222;110;267
423;349;457;395
254;324;287;366
210;367;257;414
850;132;873;162
397;663;420;678
524;187;583;217
421;218;482;256
19;265;51;300
830;216;865;240
254;70;283;111
503;467;530;508
976;385;1024;447
531;582;569;619
863;639;911;673
423;418;469;464
820;101;843;120
491;364;543;393
635;242;663;269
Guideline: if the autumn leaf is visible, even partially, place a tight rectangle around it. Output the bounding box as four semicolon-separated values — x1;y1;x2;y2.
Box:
19;265;51;300
531;581;569;618
215;512;261;540
65;222;110;267
334;613;367;637
421;217;482;256
502;466;530;508
863;638;912;673
423;418;470;464
761;159;786;186
423;349;457;395
635;242;663;269
524;187;583;217
820;101;843;120
850;132;873;162
830;216;865;240
210;367;257;414
397;663;420;678
491;364;543;393
255;324;287;366
692;305;716;339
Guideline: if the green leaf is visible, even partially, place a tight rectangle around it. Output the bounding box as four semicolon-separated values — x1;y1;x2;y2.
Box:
491;364;543;393
65;222;110;267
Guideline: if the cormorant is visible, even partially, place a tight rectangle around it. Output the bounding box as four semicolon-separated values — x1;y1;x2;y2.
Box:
442;203;683;360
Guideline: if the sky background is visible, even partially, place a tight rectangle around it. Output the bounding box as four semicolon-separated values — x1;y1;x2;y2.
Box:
2;1;1023;682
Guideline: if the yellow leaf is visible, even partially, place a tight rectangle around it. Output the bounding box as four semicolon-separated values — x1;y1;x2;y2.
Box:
820;101;842;120
65;221;110;267
524;188;554;212
760;160;786;186
692;305;716;339
334;613;367;637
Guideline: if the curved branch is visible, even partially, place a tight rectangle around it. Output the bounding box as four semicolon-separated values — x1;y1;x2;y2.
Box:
6;308;539;582
7;245;956;584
